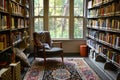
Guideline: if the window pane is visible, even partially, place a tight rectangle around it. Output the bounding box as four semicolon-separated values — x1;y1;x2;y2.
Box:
74;18;83;38
74;0;83;16
34;18;43;32
34;0;44;16
49;18;69;38
49;0;69;16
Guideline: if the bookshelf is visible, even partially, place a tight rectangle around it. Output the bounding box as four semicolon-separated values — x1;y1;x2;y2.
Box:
0;0;30;67
87;0;120;79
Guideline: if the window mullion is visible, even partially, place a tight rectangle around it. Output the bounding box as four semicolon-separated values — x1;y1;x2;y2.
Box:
44;0;49;30
69;0;74;39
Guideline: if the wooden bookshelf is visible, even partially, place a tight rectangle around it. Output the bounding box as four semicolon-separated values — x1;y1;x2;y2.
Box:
87;0;120;80
0;0;30;68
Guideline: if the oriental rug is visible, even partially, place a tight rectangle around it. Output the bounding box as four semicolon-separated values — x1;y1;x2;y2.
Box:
23;58;100;80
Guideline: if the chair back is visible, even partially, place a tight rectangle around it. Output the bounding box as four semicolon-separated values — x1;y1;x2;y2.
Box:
33;31;52;47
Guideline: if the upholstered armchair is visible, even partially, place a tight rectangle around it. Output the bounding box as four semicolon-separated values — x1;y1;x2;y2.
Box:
33;31;64;64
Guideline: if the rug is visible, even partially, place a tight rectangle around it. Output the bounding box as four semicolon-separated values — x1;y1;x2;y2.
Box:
24;58;100;80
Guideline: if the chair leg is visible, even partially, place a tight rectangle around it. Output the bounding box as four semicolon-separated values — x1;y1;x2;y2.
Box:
44;57;46;66
61;53;64;63
33;48;36;60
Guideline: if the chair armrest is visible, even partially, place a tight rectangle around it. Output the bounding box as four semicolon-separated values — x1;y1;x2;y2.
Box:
52;41;62;48
34;41;44;50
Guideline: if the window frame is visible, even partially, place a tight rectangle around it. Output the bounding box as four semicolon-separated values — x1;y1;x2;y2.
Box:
33;0;86;40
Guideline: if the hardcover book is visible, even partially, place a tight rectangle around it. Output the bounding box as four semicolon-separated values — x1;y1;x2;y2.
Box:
0;0;4;10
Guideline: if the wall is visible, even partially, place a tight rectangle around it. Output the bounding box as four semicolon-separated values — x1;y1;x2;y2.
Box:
53;40;86;53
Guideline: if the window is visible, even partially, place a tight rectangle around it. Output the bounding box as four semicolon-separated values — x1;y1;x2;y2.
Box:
74;0;84;38
49;0;69;38
34;18;43;32
34;0;44;32
34;0;85;39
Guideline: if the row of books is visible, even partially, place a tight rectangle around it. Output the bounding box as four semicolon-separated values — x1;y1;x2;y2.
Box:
0;34;10;51
99;32;120;48
88;39;120;64
11;0;29;8
11;17;24;29
92;0;102;7
0;0;8;11
88;29;120;49
0;31;29;51
88;3;115;17
87;9;98;18
87;19;120;30
88;0;116;8
0;14;9;30
88;1;120;16
98;3;115;16
10;1;24;16
96;44;120;64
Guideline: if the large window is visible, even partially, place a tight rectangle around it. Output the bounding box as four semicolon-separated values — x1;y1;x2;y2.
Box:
34;0;85;39
49;0;69;38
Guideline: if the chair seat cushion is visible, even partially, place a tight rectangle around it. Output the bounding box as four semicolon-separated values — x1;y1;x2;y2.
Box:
39;47;63;53
43;43;51;49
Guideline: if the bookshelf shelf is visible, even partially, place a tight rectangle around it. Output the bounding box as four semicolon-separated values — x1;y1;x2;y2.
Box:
87;0;120;79
87;27;120;34
0;46;12;54
0;29;10;32
11;14;24;18
0;10;9;14
88;34;120;51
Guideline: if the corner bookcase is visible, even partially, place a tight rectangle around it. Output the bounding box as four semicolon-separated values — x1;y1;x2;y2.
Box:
0;0;30;67
87;0;120;80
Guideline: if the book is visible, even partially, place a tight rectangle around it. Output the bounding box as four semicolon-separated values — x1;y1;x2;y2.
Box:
3;15;7;30
0;34;7;50
0;14;2;30
0;0;4;10
11;17;15;29
112;52;118;63
88;0;92;9
107;49;113;60
4;0;8;11
115;37;120;49
0;42;4;50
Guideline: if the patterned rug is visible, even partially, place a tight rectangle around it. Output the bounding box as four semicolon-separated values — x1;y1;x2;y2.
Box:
24;58;100;80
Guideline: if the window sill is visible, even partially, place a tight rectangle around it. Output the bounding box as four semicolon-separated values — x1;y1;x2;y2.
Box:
52;38;86;41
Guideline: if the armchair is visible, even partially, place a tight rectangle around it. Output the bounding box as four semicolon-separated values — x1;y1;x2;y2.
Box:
33;31;64;64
